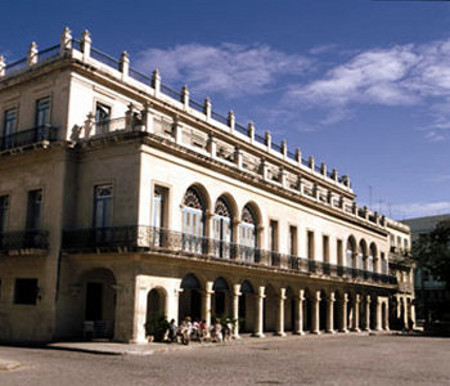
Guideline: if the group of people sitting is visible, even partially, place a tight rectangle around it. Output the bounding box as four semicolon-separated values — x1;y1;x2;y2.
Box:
167;316;235;345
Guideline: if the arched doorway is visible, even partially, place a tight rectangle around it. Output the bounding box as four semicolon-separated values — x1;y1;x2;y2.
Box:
359;239;367;271
263;284;277;333
212;277;231;318
346;236;357;274
370;296;378;330
146;288;167;323
239;280;255;333
179;273;203;322
303;289;312;332
213;197;233;259
319;290;327;331
369;243;377;273
334;291;341;331
82;268;116;339
181;186;207;254
284;287;295;333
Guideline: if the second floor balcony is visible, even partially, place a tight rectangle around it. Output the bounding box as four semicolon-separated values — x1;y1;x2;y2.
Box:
0;125;58;152
62;225;397;286
0;230;49;254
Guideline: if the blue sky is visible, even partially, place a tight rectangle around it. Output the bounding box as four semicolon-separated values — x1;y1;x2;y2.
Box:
2;0;450;219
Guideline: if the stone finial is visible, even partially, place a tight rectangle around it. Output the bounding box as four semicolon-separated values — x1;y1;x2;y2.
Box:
0;56;5;77
248;121;255;141
296;147;302;164
309;155;315;170
152;69;161;93
120;51;130;78
60;27;72;54
204;97;211;119
332;168;338;181
81;29;92;59
228;110;235;130
265;130;271;149
181;85;189;108
27;42;38;66
320;162;327;176
281;140;287;157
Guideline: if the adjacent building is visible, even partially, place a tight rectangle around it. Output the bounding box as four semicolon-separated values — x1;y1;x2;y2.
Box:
0;28;414;343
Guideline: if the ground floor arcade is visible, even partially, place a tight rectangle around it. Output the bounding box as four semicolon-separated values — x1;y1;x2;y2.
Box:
55;253;412;343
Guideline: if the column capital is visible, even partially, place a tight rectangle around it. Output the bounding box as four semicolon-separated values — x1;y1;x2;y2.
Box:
298;289;305;301
205;281;214;294
366;294;371;304
258;286;266;298
233;283;241;297
279;287;287;300
355;293;361;303
328;292;336;302
342;293;349;303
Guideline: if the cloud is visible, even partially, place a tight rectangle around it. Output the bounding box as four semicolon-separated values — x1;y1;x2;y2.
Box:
394;201;450;219
135;43;310;98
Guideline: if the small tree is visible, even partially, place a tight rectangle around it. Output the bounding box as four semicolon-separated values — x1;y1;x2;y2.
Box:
412;220;450;321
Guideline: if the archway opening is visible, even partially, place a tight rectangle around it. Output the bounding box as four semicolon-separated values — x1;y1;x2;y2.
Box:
212;277;230;318
319;290;327;331
263;285;277;333
284;287;295;333
239;280;255;333
179;273;203;322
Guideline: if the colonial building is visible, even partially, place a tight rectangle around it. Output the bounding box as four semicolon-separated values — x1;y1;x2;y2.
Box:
0;28;414;343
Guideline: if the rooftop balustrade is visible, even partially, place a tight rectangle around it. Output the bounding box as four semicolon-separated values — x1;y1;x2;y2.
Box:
62;225;396;285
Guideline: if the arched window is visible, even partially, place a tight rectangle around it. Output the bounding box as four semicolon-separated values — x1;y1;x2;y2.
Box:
368;243;377;272
213;197;232;259
240;205;257;262
358;240;367;270
181;187;206;253
346;237;356;269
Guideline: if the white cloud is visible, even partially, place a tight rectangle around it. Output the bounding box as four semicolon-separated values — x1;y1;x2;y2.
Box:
394;201;450;219
135;43;310;98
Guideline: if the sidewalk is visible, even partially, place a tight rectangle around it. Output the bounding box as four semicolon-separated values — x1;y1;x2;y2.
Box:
46;330;393;356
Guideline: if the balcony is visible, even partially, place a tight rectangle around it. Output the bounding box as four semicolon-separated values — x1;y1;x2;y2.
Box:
62;226;397;285
0;230;49;254
0;126;58;152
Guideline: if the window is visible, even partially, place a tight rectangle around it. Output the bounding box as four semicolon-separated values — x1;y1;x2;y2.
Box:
322;235;329;263
240;205;257;262
337;239;343;265
93;184;113;228
0;195;9;233
26;189;43;230
381;252;387;274
3;108;17;149
269;220;278;252
289;226;297;256
152;186;167;229
307;231;315;260
213;197;232;258
35;98;50;127
181;187;205;253
95;103;111;135
404;239;409;251
14;278;39;305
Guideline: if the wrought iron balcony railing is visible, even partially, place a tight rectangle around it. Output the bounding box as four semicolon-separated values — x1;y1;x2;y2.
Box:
0;126;58;151
0;230;49;252
62;226;397;285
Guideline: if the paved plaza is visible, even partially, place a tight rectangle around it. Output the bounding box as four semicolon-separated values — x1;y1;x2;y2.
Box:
0;334;449;385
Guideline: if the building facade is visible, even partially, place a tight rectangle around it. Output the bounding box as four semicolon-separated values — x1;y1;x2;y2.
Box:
0;29;414;343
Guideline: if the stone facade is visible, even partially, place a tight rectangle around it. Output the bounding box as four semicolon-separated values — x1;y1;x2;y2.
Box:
0;28;414;343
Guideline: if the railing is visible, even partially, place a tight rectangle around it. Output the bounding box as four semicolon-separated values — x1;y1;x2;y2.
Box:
0;230;49;251
62;226;397;284
0;126;58;151
90;46;121;70
94;117;126;136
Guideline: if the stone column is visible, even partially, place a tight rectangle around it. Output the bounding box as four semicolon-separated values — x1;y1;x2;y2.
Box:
120;51;130;80
311;290;321;334
403;297;409;329
204;97;211;121
253;286;265;338
375;297;382;331
364;295;371;331
352;294;361;332
340;293;349;333
384;300;390;331
232;284;241;338
202;281;214;331
152;69;161;95
294;289;305;335
326;292;335;333
181;85;190;110
276;288;287;337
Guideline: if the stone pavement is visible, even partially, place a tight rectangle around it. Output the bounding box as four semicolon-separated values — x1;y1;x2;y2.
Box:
46;329;394;356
